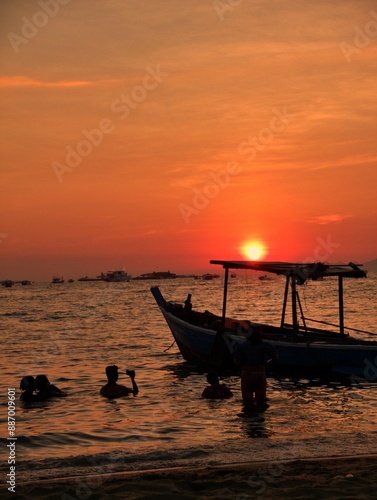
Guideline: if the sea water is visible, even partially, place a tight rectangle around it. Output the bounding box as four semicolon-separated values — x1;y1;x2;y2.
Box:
0;274;376;484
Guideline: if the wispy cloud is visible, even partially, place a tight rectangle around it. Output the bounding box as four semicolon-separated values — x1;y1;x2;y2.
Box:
0;76;93;88
310;154;377;171
304;214;354;225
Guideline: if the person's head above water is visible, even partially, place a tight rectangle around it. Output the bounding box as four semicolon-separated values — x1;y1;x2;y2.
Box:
36;374;50;391
20;376;35;391
206;372;220;385
105;365;119;383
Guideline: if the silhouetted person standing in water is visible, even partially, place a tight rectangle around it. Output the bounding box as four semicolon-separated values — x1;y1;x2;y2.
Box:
234;328;276;407
100;365;139;399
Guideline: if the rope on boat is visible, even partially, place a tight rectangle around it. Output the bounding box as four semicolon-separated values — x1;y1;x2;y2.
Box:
303;317;377;336
164;340;176;352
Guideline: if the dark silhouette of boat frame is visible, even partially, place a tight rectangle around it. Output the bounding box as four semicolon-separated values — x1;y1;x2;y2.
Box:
151;261;377;376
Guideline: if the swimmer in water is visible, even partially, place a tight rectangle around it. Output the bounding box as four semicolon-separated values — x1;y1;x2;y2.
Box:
100;365;139;399
201;372;233;399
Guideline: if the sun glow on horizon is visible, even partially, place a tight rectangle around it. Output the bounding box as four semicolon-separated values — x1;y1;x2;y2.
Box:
241;241;267;261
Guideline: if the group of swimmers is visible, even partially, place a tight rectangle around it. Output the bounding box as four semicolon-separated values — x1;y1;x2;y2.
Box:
98;326;276;407
98;366;233;401
20;328;276;407
19;368;139;403
19;375;66;402
201;326;277;406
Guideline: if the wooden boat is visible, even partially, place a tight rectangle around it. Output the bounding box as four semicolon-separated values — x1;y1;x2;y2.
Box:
151;260;377;376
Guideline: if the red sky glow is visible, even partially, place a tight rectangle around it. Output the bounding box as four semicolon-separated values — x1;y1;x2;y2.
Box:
1;1;376;280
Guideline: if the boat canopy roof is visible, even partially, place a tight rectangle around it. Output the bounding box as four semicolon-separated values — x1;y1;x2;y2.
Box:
210;260;366;282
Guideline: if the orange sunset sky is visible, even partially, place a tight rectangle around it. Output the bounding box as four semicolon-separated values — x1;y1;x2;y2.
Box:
1;0;377;281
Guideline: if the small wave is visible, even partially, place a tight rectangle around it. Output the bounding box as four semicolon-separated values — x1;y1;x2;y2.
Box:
8;445;212;483
1;311;29;317
42;314;69;320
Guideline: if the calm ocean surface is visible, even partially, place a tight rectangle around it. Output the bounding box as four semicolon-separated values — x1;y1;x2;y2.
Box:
1;273;377;484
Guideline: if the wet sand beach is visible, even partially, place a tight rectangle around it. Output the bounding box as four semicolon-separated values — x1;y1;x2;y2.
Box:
12;454;377;499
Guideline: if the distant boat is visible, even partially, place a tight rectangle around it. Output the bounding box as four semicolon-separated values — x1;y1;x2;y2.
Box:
133;271;176;280
2;280;13;287
68;279;75;283
101;270;132;282
78;276;103;282
258;274;272;281
202;273;220;280
21;280;32;285
52;276;64;284
151;260;377;375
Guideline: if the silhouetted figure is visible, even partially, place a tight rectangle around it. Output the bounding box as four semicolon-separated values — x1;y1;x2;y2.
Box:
36;374;66;398
182;293;193;322
184;294;192;313
20;376;38;402
100;365;139;399
234;327;276;407
201;372;233;399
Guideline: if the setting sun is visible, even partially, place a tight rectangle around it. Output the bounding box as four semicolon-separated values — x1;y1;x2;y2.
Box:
241;241;267;261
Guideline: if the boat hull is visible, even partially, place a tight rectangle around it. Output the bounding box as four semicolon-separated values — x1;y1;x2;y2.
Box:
152;288;377;376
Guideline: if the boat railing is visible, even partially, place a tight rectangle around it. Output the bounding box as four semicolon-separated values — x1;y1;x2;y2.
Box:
300;316;377;338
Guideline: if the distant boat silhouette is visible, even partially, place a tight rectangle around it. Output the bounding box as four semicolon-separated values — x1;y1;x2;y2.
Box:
201;273;220;280
258;274;272;281
133;271;176;280
52;276;64;284
78;276;102;282
101;270;131;282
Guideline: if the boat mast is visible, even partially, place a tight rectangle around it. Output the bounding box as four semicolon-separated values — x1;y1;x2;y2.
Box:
338;275;344;335
221;266;229;326
291;276;298;335
280;275;290;329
